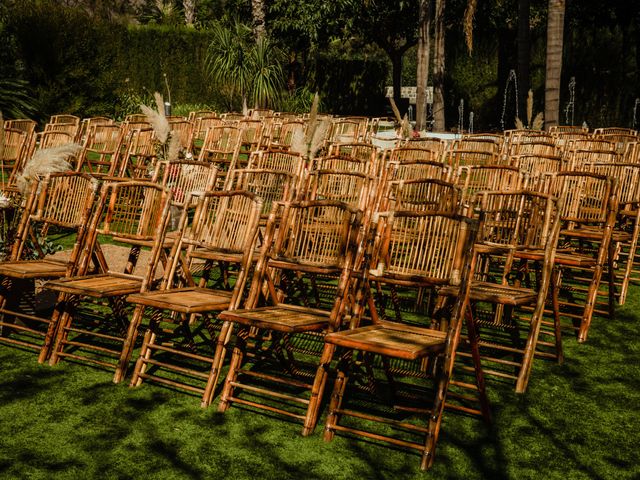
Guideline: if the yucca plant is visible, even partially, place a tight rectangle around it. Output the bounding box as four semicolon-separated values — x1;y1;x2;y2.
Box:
205;21;284;111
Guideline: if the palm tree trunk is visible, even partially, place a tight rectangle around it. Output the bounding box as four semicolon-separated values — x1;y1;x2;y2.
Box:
251;0;267;40
517;0;530;116
183;0;196;27
432;0;446;132
544;0;565;128
415;0;431;132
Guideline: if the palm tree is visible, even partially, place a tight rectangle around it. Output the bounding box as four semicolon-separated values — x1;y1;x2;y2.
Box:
544;0;566;128
183;0;196;27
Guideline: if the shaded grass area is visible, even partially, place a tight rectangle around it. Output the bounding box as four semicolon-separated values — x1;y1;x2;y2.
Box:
0;291;639;479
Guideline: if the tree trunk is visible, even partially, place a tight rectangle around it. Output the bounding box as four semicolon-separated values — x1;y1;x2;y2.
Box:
183;0;196;27
544;0;566;128
390;51;403;108
517;0;530;115
415;0;431;132
251;0;267;40
432;0;446;131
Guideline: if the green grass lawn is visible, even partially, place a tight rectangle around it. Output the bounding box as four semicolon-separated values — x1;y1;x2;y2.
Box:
0;290;639;479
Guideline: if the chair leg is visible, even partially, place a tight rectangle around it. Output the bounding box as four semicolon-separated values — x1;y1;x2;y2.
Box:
551;269;564;365
218;325;249;413
38;292;68;364
323;349;352;442
201;320;233;408
113;304;146;383
578;261;604;343
48;296;78;366
303;342;336;437
130;309;162;387
464;310;491;422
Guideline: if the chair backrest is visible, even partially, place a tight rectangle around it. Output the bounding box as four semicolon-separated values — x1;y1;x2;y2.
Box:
305;169;375;212
544;171;616;228
472;190;558;252
1;127;28;186
584;162;640;205
567;149;620;170
404;137;446;154
77;181;173;286
246;200;362;318
444;149;498;169
10;172;99;265
113;127;158;178
36;131;74;150
312;154;373;175
370;210;477;288
451;138;500;155
168;119;194;152
77;124;124;175
385;178;461;213
269;120;304;150
159;160;218;207
225;168;296;217
455;165;524;203
197;126;242;177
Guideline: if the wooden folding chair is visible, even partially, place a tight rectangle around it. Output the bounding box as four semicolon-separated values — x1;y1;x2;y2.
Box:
0;173;98;358
127;190;263;403
44;181;173;380
322;210;489;471
543;172;618;342
216;200;362;435
441;190;562;392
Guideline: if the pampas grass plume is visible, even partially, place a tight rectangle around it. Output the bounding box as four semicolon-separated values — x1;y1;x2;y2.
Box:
17;143;81;195
166;134;181;162
141;92;170;144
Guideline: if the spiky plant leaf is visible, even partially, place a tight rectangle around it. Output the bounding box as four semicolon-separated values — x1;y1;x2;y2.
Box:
389;97;403;124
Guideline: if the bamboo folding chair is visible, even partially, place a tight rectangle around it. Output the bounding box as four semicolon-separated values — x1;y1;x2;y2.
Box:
76;124;124;177
441;190;562;392
3;119;36;161
44;182;173;381
0;173;98;358
238;119;264;154
542;172;618;342
566;149;620;171
127;191;263;404
216;200;362;435
328;119;362;144
322;210;489;471
583;162;640;305
191;116;222;155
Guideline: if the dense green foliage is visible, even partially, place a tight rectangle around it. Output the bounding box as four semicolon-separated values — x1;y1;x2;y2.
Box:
1;0;639;129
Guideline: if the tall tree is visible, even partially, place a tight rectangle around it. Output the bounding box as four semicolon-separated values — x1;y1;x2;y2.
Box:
415;0;431;131
432;0;446;131
251;0;266;40
544;0;565;127
517;0;530;115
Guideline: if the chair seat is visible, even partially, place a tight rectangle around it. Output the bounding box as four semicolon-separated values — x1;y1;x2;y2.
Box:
127;287;233;313
0;259;68;279
324;321;447;360
440;281;537;306
44;273;143;298
218;304;331;333
562;226;632;243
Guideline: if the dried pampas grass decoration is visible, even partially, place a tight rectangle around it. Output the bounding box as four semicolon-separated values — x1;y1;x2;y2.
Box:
532;112;544;131
292;93;327;161
141;92;170;144
515;117;525;130
17;143;81;195
166;134;181;163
